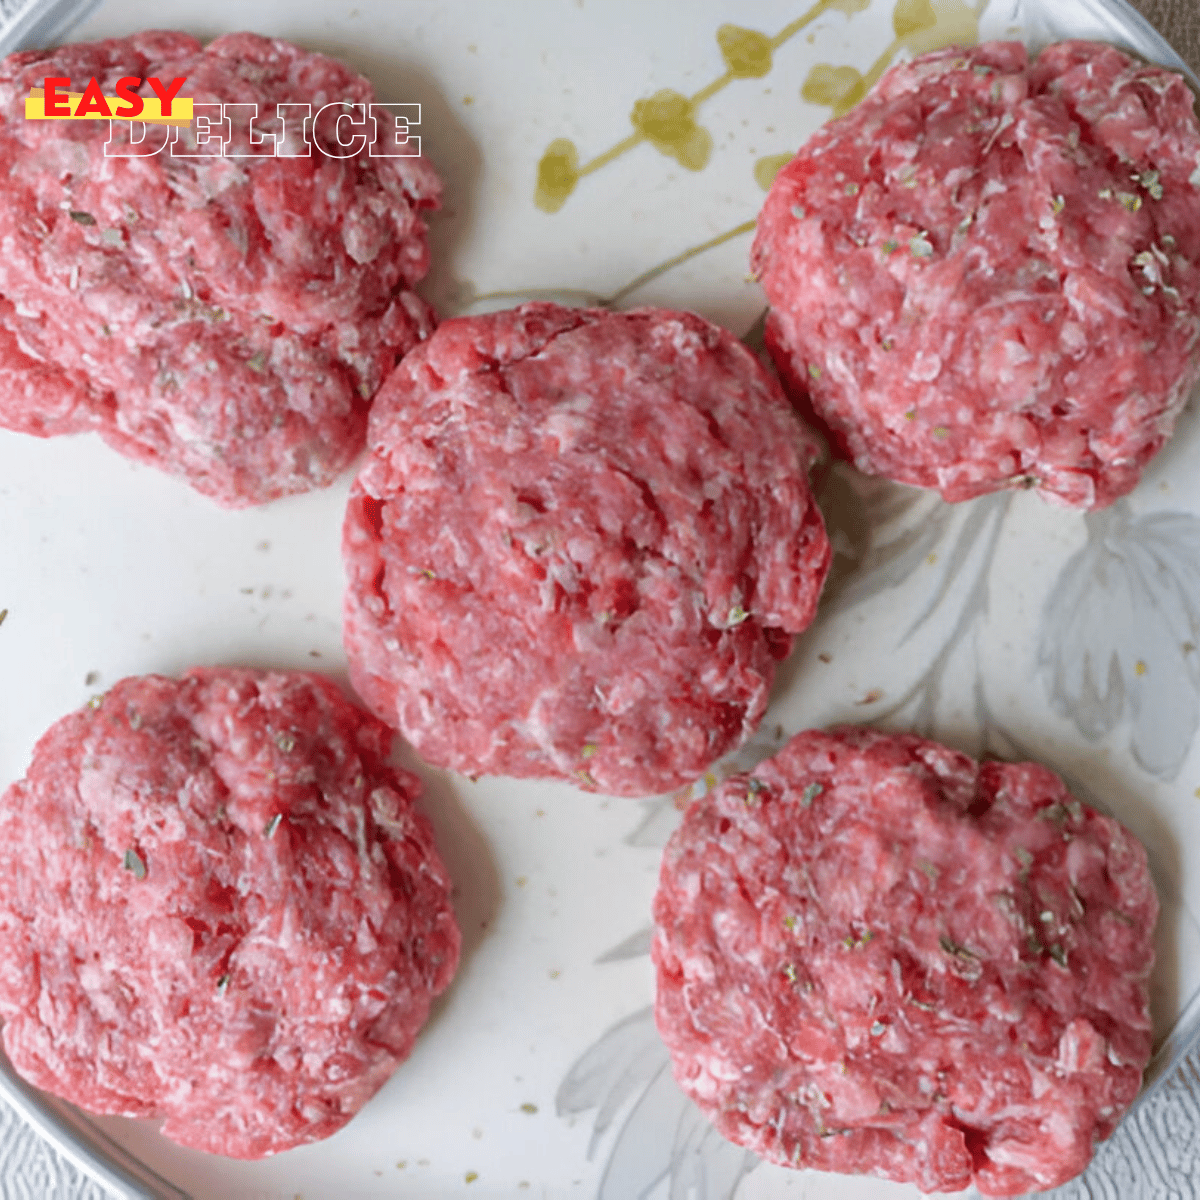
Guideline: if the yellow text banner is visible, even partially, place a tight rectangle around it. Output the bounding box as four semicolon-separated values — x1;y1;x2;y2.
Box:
25;89;193;126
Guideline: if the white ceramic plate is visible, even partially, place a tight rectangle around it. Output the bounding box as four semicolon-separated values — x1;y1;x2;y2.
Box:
1;1;1199;1197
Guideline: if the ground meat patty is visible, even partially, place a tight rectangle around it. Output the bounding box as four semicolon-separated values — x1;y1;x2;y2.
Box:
752;41;1200;509
342;302;831;797
0;669;459;1159
652;726;1157;1195
0;32;439;506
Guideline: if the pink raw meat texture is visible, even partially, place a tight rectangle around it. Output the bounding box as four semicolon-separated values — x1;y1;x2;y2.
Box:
653;726;1157;1195
342;302;832;797
0;32;439;506
752;40;1200;509
0;669;460;1159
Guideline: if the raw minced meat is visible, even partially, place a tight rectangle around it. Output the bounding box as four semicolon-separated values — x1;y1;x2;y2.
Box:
752;40;1200;509
652;726;1157;1195
342;302;831;797
0;32;439;506
0;669;460;1159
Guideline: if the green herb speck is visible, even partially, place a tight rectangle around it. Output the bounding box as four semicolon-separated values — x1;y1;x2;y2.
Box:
844;182;859;196
932;426;949;439
1037;802;1067;827
1118;191;1142;213
69;211;96;225
274;732;296;753
727;604;749;626
783;914;797;930
940;935;976;960
0;609;7;627
783;963;797;982
246;351;267;372
581;744;597;759
801;782;824;808
1049;943;1068;968
808;364;822;381
122;848;146;880
881;239;900;256
520;1103;538;1114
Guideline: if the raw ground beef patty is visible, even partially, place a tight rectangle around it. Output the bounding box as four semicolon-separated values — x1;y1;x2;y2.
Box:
653;726;1157;1195
752;40;1200;509
0;31;439;506
0;669;460;1158
342;302;831;797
